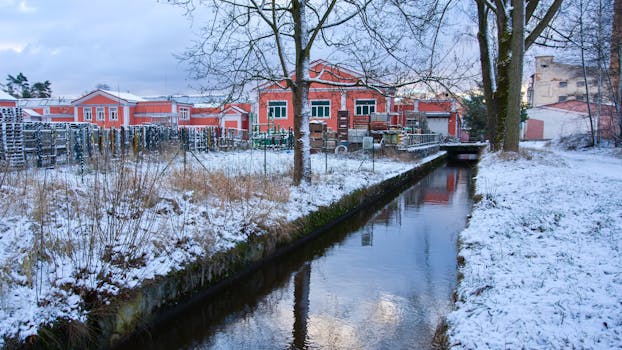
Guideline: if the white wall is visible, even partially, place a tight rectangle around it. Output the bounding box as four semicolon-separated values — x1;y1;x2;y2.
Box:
427;118;448;135
525;107;591;139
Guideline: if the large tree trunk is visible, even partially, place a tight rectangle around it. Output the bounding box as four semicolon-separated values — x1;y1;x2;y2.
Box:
292;0;312;185
503;0;525;152
476;0;498;148
613;0;622;140
493;17;511;151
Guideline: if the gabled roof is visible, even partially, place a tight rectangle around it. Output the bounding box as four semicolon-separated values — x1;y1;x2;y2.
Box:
257;59;389;90
0;90;16;101
72;89;145;105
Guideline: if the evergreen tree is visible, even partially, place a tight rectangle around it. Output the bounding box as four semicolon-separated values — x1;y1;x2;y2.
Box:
3;73;52;98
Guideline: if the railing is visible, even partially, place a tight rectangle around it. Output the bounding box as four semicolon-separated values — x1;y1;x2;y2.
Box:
399;133;441;149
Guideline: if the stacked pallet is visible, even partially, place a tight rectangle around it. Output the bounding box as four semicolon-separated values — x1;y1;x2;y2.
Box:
0;107;25;168
309;121;326;151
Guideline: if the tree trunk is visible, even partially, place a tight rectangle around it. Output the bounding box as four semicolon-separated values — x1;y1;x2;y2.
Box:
475;0;497;148
493;26;511;151
292;0;312;185
503;0;525;152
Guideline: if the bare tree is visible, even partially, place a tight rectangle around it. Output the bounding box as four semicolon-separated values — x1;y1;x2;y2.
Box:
172;0;461;185
475;0;563;152
542;0;616;145
612;0;622;142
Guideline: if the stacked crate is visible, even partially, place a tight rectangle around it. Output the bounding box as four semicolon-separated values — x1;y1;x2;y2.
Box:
0;107;25;168
309;122;326;152
337;110;349;143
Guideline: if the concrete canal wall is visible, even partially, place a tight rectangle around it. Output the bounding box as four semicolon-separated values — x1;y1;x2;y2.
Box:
30;151;448;350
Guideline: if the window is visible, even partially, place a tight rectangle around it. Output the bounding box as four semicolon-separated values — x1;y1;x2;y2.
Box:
179;107;190;120
109;107;118;121
268;101;287;119
83;107;92;121
43;107;50;115
355;100;376;116
311;100;330;118
558;95;567;102
576;81;585;87
576;95;585;101
96;107;105;121
559;81;568;88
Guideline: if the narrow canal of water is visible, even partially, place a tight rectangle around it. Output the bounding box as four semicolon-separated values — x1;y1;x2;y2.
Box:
118;163;475;350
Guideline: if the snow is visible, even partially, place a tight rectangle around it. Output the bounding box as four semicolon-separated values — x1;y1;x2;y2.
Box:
0;149;439;346
448;142;622;349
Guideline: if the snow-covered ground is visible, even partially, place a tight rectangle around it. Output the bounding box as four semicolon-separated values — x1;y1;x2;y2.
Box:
0;149;437;346
448;142;622;349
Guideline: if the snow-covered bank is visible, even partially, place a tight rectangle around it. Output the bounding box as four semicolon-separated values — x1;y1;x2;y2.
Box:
0;149;441;347
448;144;622;349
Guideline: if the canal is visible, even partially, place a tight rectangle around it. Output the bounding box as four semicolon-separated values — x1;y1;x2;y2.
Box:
117;163;475;350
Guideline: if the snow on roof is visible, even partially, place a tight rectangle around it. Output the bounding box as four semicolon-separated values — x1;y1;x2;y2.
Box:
17;98;73;107
0;90;16;101
193;103;221;109
22;108;41;117
101;90;145;103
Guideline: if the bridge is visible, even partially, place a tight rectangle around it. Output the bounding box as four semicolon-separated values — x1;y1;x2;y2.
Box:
440;142;487;160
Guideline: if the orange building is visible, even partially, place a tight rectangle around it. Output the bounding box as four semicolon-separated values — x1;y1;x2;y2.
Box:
69;89;250;132
18;98;74;122
257;60;393;132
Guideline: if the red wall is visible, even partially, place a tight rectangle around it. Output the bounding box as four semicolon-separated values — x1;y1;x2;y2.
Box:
258;88;387;132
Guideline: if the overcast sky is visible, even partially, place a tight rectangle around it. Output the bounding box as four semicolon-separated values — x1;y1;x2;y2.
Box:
0;0;200;97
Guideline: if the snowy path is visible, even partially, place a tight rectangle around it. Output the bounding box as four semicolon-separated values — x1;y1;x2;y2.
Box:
447;146;622;349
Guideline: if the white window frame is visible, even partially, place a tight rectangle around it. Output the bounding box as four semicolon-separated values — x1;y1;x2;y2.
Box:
109;106;118;121
83;107;92;121
96;107;105;121
355;99;376;116
179;107;190;120
311;100;330;118
268;100;287;119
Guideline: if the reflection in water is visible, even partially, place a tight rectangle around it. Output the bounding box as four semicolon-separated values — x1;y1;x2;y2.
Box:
117;164;474;350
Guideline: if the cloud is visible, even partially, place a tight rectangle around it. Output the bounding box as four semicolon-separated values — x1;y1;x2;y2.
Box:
0;0;197;96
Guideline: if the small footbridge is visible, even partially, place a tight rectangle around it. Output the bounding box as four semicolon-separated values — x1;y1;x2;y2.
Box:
439;142;487;160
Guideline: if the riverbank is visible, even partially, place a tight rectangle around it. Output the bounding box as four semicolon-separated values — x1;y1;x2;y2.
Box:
0;149;443;348
448;142;622;349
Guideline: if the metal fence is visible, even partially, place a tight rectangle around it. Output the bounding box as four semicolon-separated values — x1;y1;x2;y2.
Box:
399;133;441;149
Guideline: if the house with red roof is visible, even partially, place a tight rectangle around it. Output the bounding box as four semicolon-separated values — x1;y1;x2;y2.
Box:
524;100;619;140
257;60;394;132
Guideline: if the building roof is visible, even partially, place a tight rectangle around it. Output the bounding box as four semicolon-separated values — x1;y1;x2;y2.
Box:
537;100;617;116
22;108;42;117
72;89;145;105
0;90;16;101
143;94;226;105
101;90;145;103
18;97;73;107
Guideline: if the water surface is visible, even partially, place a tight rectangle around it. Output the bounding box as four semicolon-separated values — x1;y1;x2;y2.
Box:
118;164;474;350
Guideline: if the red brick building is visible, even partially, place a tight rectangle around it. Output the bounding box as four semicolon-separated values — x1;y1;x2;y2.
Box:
71;89;250;131
257;60;393;132
393;98;462;138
